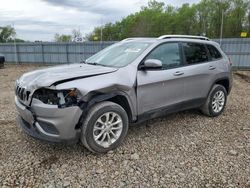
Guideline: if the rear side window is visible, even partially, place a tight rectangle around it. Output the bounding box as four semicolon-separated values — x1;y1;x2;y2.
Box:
207;44;222;60
182;42;209;65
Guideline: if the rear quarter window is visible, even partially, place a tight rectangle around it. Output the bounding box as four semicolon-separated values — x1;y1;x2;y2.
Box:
182;42;209;65
207;44;222;60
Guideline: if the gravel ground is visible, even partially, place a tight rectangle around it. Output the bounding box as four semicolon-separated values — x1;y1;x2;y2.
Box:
0;64;249;188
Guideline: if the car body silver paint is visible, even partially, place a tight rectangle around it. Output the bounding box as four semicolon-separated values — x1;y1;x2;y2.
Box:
55;64;138;119
137;68;186;114
15;37;232;142
136;39;231;114
15;96;34;125
31;98;82;139
15;63;118;106
17;63;117;91
16;96;82;140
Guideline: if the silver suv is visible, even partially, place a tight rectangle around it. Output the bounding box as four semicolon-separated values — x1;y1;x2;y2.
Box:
15;35;232;153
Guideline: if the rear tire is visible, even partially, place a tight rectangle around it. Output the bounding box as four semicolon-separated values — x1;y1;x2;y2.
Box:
201;84;227;117
81;101;129;153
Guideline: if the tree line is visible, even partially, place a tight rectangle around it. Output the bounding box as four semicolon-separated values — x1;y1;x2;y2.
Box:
54;29;83;42
87;0;250;41
1;0;249;43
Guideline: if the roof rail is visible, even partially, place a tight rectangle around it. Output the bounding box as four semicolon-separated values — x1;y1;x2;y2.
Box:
121;37;155;42
158;35;210;41
121;38;137;42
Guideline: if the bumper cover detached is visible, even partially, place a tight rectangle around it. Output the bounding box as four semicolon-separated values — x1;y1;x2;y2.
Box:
15;96;82;144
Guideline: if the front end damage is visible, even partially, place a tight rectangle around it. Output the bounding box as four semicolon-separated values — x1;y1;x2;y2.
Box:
15;85;84;143
14;63;121;143
14;63;137;144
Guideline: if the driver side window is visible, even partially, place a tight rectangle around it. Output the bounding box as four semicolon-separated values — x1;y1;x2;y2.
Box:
145;43;181;69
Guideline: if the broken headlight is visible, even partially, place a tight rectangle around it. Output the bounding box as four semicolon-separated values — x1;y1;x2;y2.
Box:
33;88;83;108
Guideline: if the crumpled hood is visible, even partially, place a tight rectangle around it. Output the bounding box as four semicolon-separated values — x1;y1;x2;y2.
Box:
17;63;118;90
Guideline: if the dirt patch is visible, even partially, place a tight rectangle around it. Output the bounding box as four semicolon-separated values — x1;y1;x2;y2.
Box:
234;72;250;83
39;155;59;169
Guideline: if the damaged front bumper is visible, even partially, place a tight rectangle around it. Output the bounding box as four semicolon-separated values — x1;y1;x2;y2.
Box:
15;96;83;144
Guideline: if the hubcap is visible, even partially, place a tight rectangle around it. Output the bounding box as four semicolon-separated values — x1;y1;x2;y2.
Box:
93;112;123;148
212;90;225;113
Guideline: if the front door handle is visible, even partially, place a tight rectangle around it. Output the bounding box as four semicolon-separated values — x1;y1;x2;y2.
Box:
209;65;216;70
173;71;184;76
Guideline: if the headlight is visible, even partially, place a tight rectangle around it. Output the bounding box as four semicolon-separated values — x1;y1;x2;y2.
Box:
33;88;83;108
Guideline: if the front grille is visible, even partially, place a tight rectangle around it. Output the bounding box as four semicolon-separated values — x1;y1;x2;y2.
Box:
16;85;30;101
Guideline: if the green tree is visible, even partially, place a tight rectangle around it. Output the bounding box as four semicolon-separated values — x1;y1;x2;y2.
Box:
86;0;250;40
174;3;198;35
226;0;249;37
0;25;16;42
54;33;72;42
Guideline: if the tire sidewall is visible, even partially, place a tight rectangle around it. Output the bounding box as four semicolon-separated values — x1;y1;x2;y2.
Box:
82;104;128;153
208;85;227;117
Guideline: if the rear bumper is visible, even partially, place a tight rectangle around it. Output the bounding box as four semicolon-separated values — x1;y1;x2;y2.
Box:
15;96;82;144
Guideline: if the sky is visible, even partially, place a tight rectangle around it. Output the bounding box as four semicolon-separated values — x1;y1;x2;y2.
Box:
0;0;199;41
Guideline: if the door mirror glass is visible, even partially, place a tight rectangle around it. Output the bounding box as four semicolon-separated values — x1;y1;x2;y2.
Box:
142;59;162;69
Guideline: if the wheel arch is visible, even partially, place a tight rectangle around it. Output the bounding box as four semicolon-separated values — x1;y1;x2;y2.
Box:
107;95;133;123
76;91;135;129
205;77;230;102
214;77;230;94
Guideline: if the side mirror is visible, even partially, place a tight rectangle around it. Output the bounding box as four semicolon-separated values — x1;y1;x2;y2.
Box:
140;59;162;70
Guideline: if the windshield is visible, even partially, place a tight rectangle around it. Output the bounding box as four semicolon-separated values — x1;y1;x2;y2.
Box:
85;41;151;67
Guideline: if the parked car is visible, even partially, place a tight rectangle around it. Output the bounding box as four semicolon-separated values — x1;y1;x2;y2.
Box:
15;35;232;153
0;54;5;68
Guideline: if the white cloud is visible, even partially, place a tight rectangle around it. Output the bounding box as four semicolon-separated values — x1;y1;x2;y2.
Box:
0;0;199;41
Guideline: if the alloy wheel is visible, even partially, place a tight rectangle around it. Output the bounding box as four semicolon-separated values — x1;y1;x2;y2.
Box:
93;112;123;148
212;90;225;113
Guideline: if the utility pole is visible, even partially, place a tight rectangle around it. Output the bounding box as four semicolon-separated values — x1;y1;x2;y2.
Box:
100;18;103;42
13;23;19;64
219;9;224;46
101;26;103;42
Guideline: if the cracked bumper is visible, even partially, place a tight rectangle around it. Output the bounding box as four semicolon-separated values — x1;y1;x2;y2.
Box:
15;96;82;144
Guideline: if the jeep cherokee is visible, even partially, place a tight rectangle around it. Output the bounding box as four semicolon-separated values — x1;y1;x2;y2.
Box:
15;35;232;153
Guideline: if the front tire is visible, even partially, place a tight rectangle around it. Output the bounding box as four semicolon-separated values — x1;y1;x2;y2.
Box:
201;84;227;117
81;101;129;153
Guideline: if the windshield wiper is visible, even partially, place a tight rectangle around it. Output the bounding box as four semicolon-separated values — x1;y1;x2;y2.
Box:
86;62;109;67
86;62;98;65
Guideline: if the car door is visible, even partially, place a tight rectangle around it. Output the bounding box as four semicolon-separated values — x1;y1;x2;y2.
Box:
180;42;217;102
136;42;186;115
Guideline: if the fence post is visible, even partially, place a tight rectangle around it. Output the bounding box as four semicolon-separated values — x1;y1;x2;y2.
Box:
238;38;243;69
41;43;45;64
66;43;69;64
14;42;19;64
82;42;85;61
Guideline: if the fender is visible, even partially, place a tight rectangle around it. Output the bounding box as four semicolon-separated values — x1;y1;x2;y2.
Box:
75;91;136;129
207;76;230;98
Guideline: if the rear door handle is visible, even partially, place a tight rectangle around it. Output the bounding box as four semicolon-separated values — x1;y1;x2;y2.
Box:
209;65;216;70
173;71;184;76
